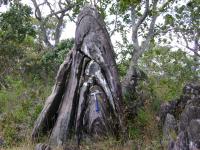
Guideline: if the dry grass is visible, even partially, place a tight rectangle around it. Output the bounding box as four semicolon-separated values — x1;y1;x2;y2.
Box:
2;144;34;150
1;139;134;150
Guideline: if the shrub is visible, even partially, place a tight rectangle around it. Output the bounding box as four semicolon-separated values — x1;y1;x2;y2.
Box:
0;76;52;147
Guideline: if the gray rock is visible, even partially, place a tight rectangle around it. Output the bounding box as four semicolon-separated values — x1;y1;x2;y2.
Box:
167;132;189;150
159;100;178;125
161;82;200;150
179;106;200;132
35;143;51;150
163;114;177;142
168;140;176;150
175;131;189;150
186;97;200;108
183;83;200;96
188;119;200;150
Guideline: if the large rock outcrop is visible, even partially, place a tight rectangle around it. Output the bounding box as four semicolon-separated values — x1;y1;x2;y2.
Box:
32;5;125;149
159;82;200;150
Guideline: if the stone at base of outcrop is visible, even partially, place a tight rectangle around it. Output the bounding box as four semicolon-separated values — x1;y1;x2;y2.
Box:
188;119;200;150
179;106;200;132
163;114;177;142
159;82;200;150
35;143;51;150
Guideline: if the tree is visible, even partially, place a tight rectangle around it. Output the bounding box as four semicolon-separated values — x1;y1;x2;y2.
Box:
0;2;35;88
139;46;198;101
118;0;174;93
0;0;11;5
163;0;200;70
32;6;125;148
30;0;84;49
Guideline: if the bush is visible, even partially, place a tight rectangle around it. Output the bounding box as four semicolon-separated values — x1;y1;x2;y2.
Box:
0;76;52;147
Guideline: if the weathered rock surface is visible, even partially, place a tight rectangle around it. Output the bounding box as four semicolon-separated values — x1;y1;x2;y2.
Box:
159;100;178;126
188;119;200;150
159;82;200;150
35;143;51;150
163;114;177;142
32;5;125;149
179;106;200;132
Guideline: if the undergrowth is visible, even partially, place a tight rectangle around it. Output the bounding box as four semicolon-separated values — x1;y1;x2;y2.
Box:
0;75;165;149
0;76;52;148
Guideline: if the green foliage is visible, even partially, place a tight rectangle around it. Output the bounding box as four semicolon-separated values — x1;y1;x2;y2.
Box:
0;76;52;147
137;108;150;126
117;62;129;78
127;104;161;148
128;125;141;139
163;0;199;53
0;36;73;147
0;3;35;43
119;0;141;12
41;38;74;74
164;14;174;25
139;46;198;102
116;42;133;78
0;2;36;87
42;39;74;65
174;0;200;30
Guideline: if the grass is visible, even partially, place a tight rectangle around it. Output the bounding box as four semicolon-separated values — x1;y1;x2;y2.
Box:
2;142;34;150
0;76;52;148
0;76;163;150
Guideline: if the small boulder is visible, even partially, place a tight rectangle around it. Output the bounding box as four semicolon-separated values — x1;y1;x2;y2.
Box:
163;114;177;142
35;143;51;150
161;82;200;150
188;119;200;150
179;106;200;132
175;131;189;150
159;100;178;125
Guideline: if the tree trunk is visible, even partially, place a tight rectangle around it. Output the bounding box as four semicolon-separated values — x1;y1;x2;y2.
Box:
121;48;145;95
32;5;125;148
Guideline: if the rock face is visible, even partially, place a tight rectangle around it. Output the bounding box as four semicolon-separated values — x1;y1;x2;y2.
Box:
35;143;51;150
159;82;200;150
188;120;200;150
163;114;177;142
32;5;124;148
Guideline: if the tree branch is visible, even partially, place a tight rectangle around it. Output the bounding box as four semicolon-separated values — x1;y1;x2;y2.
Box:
131;0;149;51
31;0;53;48
45;0;59;19
142;0;158;50
66;14;76;23
181;32;193;50
131;6;139;51
181;32;200;57
135;0;149;30
55;12;65;46
44;4;74;22
31;0;79;48
110;13;119;37
31;0;44;20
